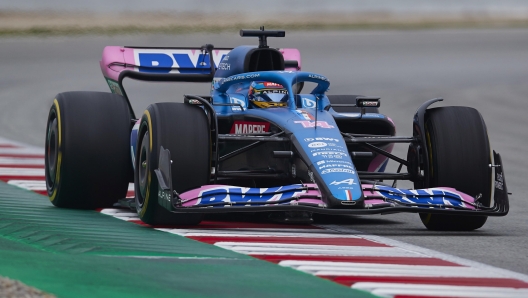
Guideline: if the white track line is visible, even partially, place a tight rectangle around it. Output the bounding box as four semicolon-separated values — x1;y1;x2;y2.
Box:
0;168;44;176
162;230;362;238
280;260;495;277
215;242;424;257
157;228;342;238
0;157;44;165
354;283;528;298
320;224;528;282
113;216;141;221
8;180;46;190
0;148;43;155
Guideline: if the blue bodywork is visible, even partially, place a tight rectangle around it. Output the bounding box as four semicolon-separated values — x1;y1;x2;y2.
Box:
128;44;393;209
212;70;364;206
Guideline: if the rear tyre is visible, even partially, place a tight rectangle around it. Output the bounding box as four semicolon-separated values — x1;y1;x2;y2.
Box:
419;106;492;231
135;102;210;225
327;95;379;113
45;91;132;209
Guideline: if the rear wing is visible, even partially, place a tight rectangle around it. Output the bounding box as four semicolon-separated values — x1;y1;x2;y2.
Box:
100;45;301;96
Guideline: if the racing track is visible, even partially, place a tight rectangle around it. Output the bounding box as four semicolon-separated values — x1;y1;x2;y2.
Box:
1;28;528;296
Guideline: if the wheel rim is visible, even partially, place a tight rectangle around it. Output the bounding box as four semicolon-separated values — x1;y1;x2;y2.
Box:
46;115;59;190
137;131;149;206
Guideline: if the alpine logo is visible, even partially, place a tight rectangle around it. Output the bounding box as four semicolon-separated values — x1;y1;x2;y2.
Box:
294;121;335;128
230;121;270;134
330;179;357;186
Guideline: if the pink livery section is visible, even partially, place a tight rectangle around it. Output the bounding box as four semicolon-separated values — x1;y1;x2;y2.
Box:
99;46;301;94
178;183;478;210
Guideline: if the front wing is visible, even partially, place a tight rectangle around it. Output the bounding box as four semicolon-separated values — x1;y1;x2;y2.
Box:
150;152;508;217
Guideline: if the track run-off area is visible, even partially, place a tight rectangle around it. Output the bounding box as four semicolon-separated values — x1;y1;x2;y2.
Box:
2;137;528;297
1;29;528;297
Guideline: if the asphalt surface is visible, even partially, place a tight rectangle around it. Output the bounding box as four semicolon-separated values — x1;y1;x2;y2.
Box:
1;28;527;274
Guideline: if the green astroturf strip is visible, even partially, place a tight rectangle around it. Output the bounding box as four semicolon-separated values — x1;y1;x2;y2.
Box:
0;182;377;298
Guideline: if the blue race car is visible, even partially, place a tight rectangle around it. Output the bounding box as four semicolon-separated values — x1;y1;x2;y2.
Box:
45;28;508;230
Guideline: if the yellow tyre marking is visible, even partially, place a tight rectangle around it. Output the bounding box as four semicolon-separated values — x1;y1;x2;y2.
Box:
422;213;432;224
139;110;153;217
49;99;62;202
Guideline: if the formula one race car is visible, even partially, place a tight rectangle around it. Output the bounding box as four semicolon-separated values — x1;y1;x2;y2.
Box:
45;28;509;230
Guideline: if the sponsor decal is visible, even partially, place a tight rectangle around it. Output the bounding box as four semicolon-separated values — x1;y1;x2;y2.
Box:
326;143;341;147
218;63;231;70
330;178;357;186
302;97;316;108
230;97;246;111
133;49;229;73
220;73;261;85
310;147;346;153
361;101;379;107
314;154;346;159
230;121;270;134
294;121;335;129
338;186;354;190
308;142;327;148
318;163;355;170
158;189;171;202
187;99;201;105
495;172;504;190
312;151;347;157
324;160;353;165
321;168;356;174
374;186;472;209
106;78;123;96
312;152;348;160
295;110;315;120
304;137;339;143
308;74;328;81
263;82;283;88
197;185;305;205
258;89;287;94
308;171;315;183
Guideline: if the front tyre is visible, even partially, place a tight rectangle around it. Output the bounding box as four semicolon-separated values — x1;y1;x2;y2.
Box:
135;102;210;225
419;106;492;231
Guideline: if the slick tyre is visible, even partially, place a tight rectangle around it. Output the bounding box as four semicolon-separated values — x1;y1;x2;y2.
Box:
419;106;492;231
327;95;379;114
45;91;132;209
135;102;210;225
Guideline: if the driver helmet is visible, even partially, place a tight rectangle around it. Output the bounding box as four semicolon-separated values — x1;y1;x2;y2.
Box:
248;81;288;108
